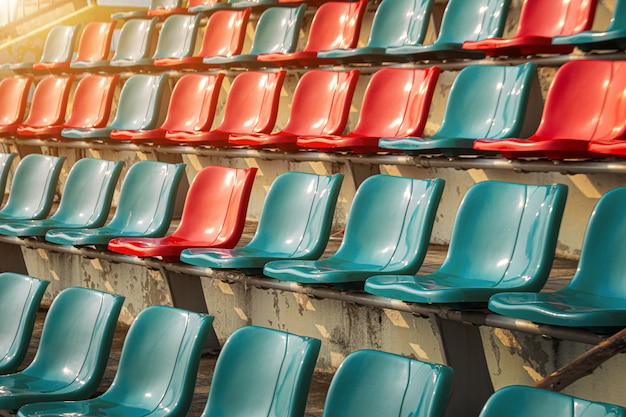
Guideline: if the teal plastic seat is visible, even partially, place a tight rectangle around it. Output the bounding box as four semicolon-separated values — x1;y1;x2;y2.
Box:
0;158;123;237
109;18;159;69
0;153;17;201
0;287;124;411
365;181;567;306
200;326;321;417
0;273;49;375
489;186;626;331
379;63;536;156
477;386;626;417
263;175;445;288
0;154;65;221
181;172;343;272
322;350;452;417
61;74;169;141
45;161;185;247
17;306;214;417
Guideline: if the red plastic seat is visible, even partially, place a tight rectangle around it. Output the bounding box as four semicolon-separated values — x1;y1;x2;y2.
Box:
474;60;626;160
165;70;285;146
229;69;359;150
257;0;367;67
69;21;117;70
0;77;33;135
154;9;250;69
110;73;224;145
462;0;597;56
108;165;257;261
297;67;440;154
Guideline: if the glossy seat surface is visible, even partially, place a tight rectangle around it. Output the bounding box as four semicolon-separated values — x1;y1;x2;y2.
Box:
15;76;73;138
0;273;49;375
29;24;81;71
489;186;626;330
365;181;567;305
229;69;359;150
462;0;597;56
474;60;626;159
45;161;185;247
0;153;17;199
200;326;321;417
109;18;159;68
181;171;343;270
381;63;536;156
0;154;65;221
264;175;445;287
17;306;214;417
0;77;33;135
322;350;452;417
0;287;124;410
0;158;123;237
69;21;117;69
165;70;285;146
108;165;257;260
147;0;187;17
297;67;440;154
150;14;201;64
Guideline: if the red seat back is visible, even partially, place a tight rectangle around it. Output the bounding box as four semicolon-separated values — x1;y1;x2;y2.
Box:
303;0;367;52
74;21;117;64
515;0;596;38
197;9;251;58
64;74;118;129
20;76;73;128
0;77;32;128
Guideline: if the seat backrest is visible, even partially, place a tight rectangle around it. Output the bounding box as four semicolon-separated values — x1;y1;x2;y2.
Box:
48;158;123;227
64;74;119;129
100;306;213;414
36;24;81;65
437;181;567;291
303;0;367;52
351;67;440;138
0;152;17;202
248;5;305;55
606;0;626;32
20;76;73;129
515;0;596;38
322;350;453;417
333;175;444;273
478;386;626;417
0;273;49;374
216;70;285;134
434;0;510;44
73;21;116;64
196;9;250;58
201;326;321;417
433;63;536;140
110;18;159;63
246;172;344;259
22;287;124;396
0;77;32;128
106;161;185;236
282;70;359;136
148;0;184;15
107;73;169;131
159;73;224;132
0;154;65;220
365;0;434;48
152;14;201;59
172;165;257;247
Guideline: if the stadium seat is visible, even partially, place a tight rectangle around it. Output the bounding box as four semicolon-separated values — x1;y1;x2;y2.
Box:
108;18;159;69
264;175;445;288
317;0;435;64
0;273;49;375
187;0;223;13
203;5;305;68
111;0;186;19
489;186;626;331
321;350;452;417
69;21;117;70
12;24;81;72
61;73;168;141
17;306;214;417
0;154;65;221
199;326;321;417
109;73;223;144
108;165;257;261
462;0;597;56
0;158;123;237
148;14;202;66
189;0;278;13
297;67;440;153
45;161;184;247
0;77;32;135
0;287;124;410
180;171;343;271
474;60;626;159
380;63;536;156
365;181;567;306
154;9;250;69
229;69;359;150
257;0;367;66
0;153;17;199
165;70;285;146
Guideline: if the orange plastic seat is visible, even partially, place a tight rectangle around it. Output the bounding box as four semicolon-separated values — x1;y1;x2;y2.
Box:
474;60;626;160
297;67;440;154
108;165;257;261
165;70;285;146
69;21;117;70
0;77;33;135
17;74;118;139
110;73;223;145
257;0;367;67
462;0;597;57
